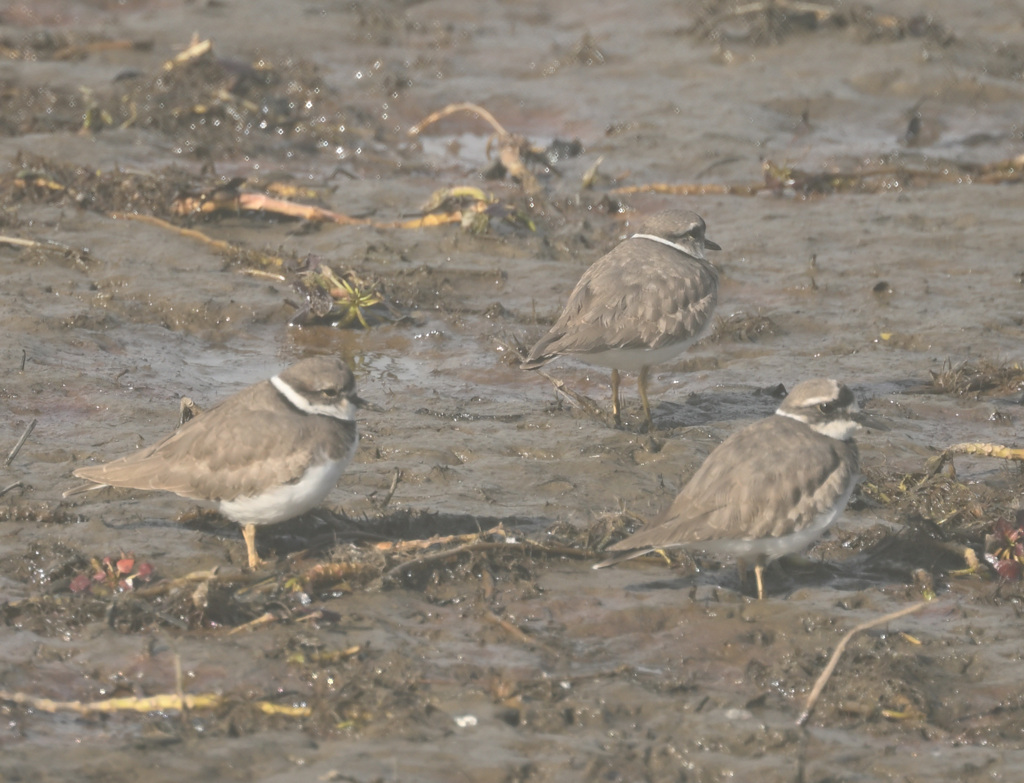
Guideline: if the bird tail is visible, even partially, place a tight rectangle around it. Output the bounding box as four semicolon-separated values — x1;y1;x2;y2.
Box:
591;546;656;570
519;353;553;370
62;480;110;499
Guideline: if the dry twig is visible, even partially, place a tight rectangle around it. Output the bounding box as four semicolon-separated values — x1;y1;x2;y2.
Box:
0;234;80;255
169;190;368;226
408;102;508;137
409;102;545;194
375;468;402;510
0;481;24;497
927;442;1024;477
0;688;222;715
373;525;507;555
4;418;37;467
797;602;927;726
162;36;212;71
379;525;591;581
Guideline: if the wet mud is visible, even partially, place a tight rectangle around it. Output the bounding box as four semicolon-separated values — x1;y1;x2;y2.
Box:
1;1;1024;781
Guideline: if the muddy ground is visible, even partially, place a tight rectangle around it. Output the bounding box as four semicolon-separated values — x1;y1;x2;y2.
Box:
1;0;1024;781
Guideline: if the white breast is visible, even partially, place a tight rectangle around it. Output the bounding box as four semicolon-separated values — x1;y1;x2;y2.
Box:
219;450;355;526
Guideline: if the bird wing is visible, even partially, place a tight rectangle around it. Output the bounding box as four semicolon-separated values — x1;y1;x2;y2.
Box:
526;243;718;362
72;381;355;502
607;416;859;552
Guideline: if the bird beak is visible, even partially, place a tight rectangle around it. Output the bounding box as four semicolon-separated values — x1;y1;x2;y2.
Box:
352;394;383;412
704;238;722;252
851;409;889;431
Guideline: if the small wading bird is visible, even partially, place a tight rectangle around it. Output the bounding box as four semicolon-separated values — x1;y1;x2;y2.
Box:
522;209;720;429
594;379;867;599
65;357;364;569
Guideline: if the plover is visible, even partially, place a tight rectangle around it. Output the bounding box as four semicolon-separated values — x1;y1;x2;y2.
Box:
593;378;864;599
66;356;364;569
522;210;720;428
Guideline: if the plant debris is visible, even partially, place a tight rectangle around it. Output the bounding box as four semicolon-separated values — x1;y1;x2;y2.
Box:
927;359;1024;398
290;262;395;328
862;436;1024;582
410;102;582;196
984;511;1024;582
68;554;154;595
170;178;368;225
696;0;955;47
709;311;782;343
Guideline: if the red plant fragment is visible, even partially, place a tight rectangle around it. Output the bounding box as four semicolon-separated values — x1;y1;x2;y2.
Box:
986;553;1023;582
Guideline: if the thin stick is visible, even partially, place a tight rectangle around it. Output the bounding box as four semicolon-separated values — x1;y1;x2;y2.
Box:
240;268;287;282
0;235;77;254
481;609;563;656
610;183;748;196
0;688;221;714
227;611;278;635
382;536;592;581
374;526;504;554
162;36;212;71
174;653;189;730
167;192;368;226
0;235;39;249
111;212;237;254
0;687;311;718
408;102;508;137
796;601;927;726
4;418;37;467
378;468;402;510
710;1;837;24
0;481;24;497
383;540;489;579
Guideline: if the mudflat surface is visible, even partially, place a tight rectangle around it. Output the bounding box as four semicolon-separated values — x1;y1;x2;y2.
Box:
1;1;1024;781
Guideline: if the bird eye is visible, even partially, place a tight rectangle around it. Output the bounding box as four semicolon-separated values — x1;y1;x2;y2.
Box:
673;229;699;241
818;402;835;415
322;387;340;398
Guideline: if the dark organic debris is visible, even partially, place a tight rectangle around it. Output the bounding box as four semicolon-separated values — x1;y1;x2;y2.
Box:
861;437;1024;585
0;30;153;64
2;152;197;217
543;137;585;166
696;0;955;47
1;512;604;636
860;464;991;541
927;359;1024;398
710;311;782;343
0;36;379;161
613;153;1024;200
